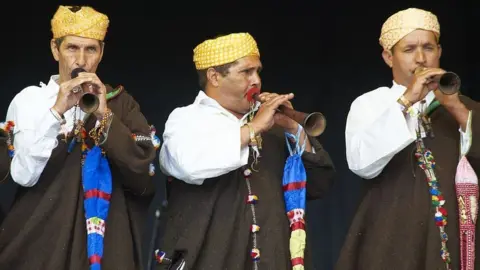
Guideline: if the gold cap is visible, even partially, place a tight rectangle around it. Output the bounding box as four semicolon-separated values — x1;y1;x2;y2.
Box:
193;33;260;70
51;6;109;41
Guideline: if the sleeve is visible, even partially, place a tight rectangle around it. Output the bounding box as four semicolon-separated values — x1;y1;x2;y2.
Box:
159;107;249;185
460;111;472;156
302;137;335;200
345;90;416;179
100;94;156;196
462;109;480;170
7;98;62;187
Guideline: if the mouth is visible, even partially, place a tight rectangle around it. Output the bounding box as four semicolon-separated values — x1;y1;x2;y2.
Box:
412;66;427;75
245;87;260;102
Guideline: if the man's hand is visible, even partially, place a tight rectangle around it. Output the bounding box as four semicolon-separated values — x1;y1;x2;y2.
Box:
75;72;108;120
255;92;298;134
403;67;446;104
249;93;295;134
52;71;108;119
52;75;93;116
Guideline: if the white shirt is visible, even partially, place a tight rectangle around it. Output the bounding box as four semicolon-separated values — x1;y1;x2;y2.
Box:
345;81;472;179
6;75;86;187
159;91;259;185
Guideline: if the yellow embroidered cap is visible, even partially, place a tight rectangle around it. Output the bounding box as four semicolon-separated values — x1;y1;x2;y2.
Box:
193;33;260;70
51;6;109;41
379;8;440;51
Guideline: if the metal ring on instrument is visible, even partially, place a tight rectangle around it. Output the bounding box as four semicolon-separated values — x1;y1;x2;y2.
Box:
72;86;82;93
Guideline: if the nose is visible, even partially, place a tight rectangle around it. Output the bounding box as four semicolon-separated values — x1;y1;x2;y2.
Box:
75;50;87;68
414;48;426;65
251;72;261;88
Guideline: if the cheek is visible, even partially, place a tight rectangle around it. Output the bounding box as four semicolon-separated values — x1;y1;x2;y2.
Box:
86;55;102;68
393;55;413;70
427;52;440;64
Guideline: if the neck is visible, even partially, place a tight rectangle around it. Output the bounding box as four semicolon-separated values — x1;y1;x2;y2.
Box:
205;87;246;119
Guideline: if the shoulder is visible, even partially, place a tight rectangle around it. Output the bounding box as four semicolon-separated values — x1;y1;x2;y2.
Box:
165;103;200;124
6;83;50;131
351;86;395;106
105;84;142;111
7;83;48;119
349;85;403;113
9;85;45;108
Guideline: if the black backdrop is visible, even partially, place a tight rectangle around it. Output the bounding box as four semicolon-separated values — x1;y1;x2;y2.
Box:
0;1;478;269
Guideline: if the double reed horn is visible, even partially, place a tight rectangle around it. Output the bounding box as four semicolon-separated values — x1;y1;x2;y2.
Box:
247;88;327;137
71;68;100;113
414;67;461;95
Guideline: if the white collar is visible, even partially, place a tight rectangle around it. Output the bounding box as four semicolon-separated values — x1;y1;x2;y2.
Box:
193;90;261;123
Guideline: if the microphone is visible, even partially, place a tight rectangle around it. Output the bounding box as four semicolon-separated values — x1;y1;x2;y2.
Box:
71;68;100;113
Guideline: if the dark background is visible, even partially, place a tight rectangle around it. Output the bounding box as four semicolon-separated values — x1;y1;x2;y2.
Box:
0;1;478;269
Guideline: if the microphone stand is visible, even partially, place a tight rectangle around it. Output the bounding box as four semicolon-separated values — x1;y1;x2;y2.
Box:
147;208;162;270
145;175;186;270
147;193;170;270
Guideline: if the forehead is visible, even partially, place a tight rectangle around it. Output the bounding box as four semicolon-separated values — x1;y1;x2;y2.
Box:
62;35;101;47
233;55;262;69
397;29;438;47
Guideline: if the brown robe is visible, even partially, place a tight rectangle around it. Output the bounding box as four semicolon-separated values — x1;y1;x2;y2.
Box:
336;96;480;270
0;85;156;270
0;133;13;223
157;126;335;270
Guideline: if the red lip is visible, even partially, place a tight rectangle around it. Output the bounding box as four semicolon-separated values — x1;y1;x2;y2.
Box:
245;87;260;102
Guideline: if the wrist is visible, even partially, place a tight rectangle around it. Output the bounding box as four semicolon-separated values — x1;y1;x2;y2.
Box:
52;105;66;116
248;121;262;135
49;107;66;125
402;91;417;105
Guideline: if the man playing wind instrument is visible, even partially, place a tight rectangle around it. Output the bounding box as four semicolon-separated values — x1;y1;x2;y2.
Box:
338;7;480;270
156;33;335;270
0;5;159;270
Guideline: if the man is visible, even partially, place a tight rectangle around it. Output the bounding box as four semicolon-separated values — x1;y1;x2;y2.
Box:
0;6;157;270
156;33;335;270
337;7;480;270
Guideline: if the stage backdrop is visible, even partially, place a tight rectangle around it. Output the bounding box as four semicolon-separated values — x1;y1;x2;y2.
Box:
0;1;477;269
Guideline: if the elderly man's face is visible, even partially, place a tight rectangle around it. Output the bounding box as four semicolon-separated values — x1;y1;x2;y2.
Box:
50;35;104;83
382;29;442;87
212;55;263;117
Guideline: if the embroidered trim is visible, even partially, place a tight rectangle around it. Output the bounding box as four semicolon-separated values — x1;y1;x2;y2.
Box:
414;119;451;268
0;121;15;184
132;125;161;176
0;121;15;158
86;217;107;236
243;167;260;269
106;86;123;100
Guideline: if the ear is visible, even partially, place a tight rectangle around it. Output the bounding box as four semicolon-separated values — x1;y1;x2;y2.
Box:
206;68;220;87
437;44;442;59
381;49;393;68
50;39;60;61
